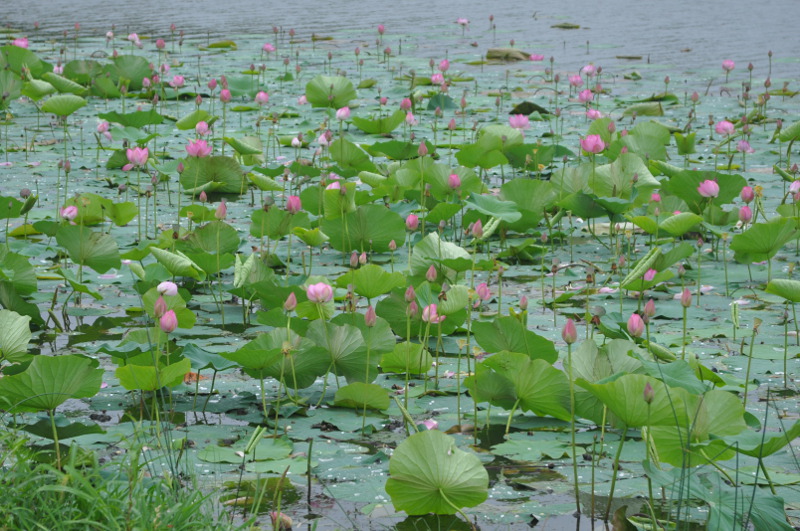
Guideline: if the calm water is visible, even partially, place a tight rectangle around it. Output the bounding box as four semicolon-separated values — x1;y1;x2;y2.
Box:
2;0;798;78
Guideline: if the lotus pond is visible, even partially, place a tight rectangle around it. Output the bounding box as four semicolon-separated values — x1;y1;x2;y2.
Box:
0;16;798;531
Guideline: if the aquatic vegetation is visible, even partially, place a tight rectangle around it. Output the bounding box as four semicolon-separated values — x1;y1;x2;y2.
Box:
0;15;798;530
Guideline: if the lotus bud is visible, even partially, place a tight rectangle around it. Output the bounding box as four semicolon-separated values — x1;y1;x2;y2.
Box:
20;188;31;198
407;300;419;318
159;310;178;334
562;318;578;344
154;296;167;319
350;251;359;268
365;305;377;327
406;214;419;231
388;239;397;251
359;252;367;265
418;142;428;157
215;199;227;220
519;295;528;310
471;219;483;239
199;191;208;203
680;288;692;308
627;313;645;337
643;382;654;404
283;292;297;312
426;265;437;283
643;299;656;322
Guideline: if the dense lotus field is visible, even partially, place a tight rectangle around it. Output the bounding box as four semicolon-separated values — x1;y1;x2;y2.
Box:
0;17;798;531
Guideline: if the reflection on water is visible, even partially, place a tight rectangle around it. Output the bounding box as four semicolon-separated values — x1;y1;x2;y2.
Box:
2;0;796;77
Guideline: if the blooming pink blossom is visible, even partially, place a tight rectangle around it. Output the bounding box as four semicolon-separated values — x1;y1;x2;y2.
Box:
697;179;720;198
12;37;29;48
186;139;212;157
580;134;605;154
529;54;545;61
586;109;602;120
255;91;269;105
126;147;149;167
568;75;583;87
578;89;594;103
306;282;333;303
195;121;209;136
715;120;735;135
422;303;446;323
508;114;530;130
60;205;78;221
335;107;350;120
157;281;179;296
722;60;735;72
431;73;445;85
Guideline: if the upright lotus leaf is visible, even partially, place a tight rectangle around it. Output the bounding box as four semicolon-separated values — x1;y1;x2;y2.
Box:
180;220;240;255
21;79;56;101
723;420;800;458
180;155;247;194
0;70;23;108
176;109;214;130
351;109;405;135
385;430;488;515
321;204;406;253
56;225;121;274
335;264;406;300
674;131;697;155
658;212;703;237
322;181;357;219
0;45;52;77
663;170;746;214
766;279;800;303
455;132;509;169
41;94;86;117
334;382;390;411
250;208;311;240
648;390;748;467
590;152;660;205
225;136;262;157
221;330;286;379
730;218;799;264
305;75;357;108
306;320;372;383
566;339;643;424
472;316;557;363
116;358;191;391
41;72;86;95
109;55;151;91
0;309;31;364
504;143;564;170
0;355;102;413
467;351;571;420
464;193;522;223
577;374;695;428
98;109;164;128
0;248;37;295
149;247;206;280
499;179;556;233
380;341;433;374
410;233;470;282
331;313;396;359
329;138;378;176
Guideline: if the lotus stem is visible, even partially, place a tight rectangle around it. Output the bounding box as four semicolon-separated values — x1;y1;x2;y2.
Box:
604;428;626;520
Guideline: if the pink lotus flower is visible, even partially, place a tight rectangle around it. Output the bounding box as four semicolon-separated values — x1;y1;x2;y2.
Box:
643;382;654;404
790;181;800;195
306;282;333;303
508;114;530;130
422;303;446;323
651;192;661;203
283;292;297;312
377;24;385;35
627;313;644;337
471;219;483;238
53;64;64;75
60;205;78;221
97;121;110;134
365;305;377;327
400;97;412;111
186;139;212;157
155;38;165;50
336;107;350;120
12;37;29;48
406;214;419;231
405;285;416;303
448;173;462;190
126;147;149;167
578;89;593;103
739;205;752;224
456;18;469;27
195;121;209;136
215;199;227;220
529;54;545;61
643;268;657;282
736;140;754;153
581;64;597;76
157;281;179;296
568;75;583;87
740;186;754;204
255;91;269;105
208;78;218;91
562;318;578;344
426;265;437;283
405;112;418;126
438;59;450;72
421;418;439;430
643;299;656;320
219;89;231;103
418;142;428;157
286;195;302;214
586;109;602;120
431;73;445;85
697;179;720;198
142;77;151;88
722;60;735;72
475;282;491;301
154;296;167;319
580;134;605;154
680;288;693;308
160;310;178;334
715;120;735;135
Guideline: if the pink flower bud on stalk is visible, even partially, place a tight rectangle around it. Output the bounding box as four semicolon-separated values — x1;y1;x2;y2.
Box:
388;239;397;251
406;214;419;231
643;382;654;404
627;313;645;337
335;106;350;120
61;205;78;221
359;252;367;265
715;120;735;135
400;97;412;111
562;318;578;344
405;285;416;303
472;219;483;239
519;295;529;310
418;142;428;157
448;173;461;190
157;281;179;296
697;179;720;198
283;292;297;312
407;301;419;318
680;288;693;308
255;91;269;105
219;89;231;103
350;251;359;268
154;296;167;318
740;186;754;203
160;310;178;334
215;199;227;220
651;192;661;203
286;195;302;214
643;299;656;322
365;305;377;327
306;282;333;303
426;265;437;283
739;205;752;224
